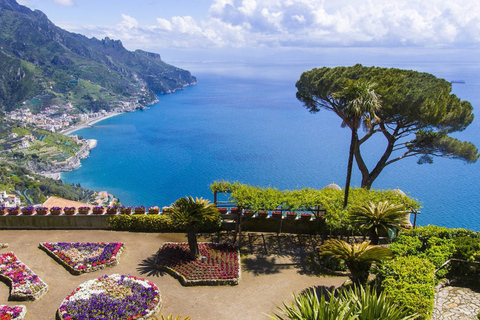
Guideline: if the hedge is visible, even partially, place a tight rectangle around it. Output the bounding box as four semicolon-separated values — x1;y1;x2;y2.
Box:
108;215;221;233
375;256;435;319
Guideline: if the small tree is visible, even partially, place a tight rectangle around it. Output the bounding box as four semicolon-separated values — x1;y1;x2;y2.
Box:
319;239;392;284
350;201;409;245
167;196;220;260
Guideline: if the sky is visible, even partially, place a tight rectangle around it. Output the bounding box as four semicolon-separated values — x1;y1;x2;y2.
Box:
16;0;480;63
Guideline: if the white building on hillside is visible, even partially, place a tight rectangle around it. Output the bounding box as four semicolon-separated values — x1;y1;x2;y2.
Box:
0;191;21;208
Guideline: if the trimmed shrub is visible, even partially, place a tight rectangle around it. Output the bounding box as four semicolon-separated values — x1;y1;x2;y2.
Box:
401;225;479;240
108;215;221;233
389;235;422;256
375;256;435;320
449;236;480;280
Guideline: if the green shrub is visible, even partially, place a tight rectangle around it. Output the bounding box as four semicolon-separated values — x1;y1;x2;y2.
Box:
401;225;479;240
108;215;221;233
449;236;480;280
389;235;422;256
418;237;455;278
375;256;435;320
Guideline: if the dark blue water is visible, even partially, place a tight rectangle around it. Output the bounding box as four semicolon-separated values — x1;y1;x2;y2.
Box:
62;52;480;230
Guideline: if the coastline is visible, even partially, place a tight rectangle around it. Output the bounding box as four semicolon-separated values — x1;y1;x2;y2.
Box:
60;111;123;135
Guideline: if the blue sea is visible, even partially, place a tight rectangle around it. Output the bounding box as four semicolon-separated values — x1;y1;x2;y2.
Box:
61;48;480;230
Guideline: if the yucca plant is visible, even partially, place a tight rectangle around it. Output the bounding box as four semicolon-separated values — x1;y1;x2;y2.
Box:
268;288;355;320
319;239;393;284
158;315;192;320
166;196;220;260
350;201;409;244
269;285;418;320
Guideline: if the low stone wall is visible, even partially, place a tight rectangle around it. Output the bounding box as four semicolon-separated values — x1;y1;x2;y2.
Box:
0;215;110;229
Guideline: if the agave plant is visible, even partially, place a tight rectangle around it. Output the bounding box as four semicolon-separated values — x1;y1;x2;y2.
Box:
269;284;418;320
159;315;192;320
319;239;392;284
350;201;410;245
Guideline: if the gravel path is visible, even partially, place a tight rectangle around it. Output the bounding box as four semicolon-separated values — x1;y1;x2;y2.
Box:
0;230;346;320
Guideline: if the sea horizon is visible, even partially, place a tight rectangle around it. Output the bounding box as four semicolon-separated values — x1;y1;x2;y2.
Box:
61;49;480;230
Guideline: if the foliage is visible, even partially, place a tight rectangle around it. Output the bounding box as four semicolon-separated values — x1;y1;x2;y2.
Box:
210;181;419;230
0;161;95;205
350;201;409;244
400;225;479;240
108;215;221;233
296;64;478;189
268;284;417;320
375;256;435;320
319;239;393;284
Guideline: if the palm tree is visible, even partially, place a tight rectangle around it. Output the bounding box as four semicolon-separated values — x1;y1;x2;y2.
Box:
319;239;392;284
350;201;409;245
332;80;381;208
167;196;220;260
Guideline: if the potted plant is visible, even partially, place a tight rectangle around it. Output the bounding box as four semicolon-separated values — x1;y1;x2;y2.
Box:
36;206;48;215
230;207;239;215
148;206;160;214
7;206;20;216
286;212;298;220
21;206;35;216
78;206;90;214
107;206;118;214
162;206;172;214
134;206;146;214
257;211;269;218
300;213;312;221
92;206;105;214
64;207;76;215
243;210;255;218
217;207;228;215
50;207;62;215
271;211;283;219
0;206;7;216
120;206;132;215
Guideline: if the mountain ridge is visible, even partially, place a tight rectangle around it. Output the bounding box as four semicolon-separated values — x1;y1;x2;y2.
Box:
0;0;197;111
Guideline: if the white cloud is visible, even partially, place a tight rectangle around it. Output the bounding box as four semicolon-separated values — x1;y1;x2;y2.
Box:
63;0;480;50
53;0;75;7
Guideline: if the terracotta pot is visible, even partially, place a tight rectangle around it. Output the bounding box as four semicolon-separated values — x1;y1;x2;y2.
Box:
50;209;62;215
7;209;20;216
107;209;118;215
300;214;312;221
271;211;282;219
120;208;132;215
36;210;48;216
257;211;268;218
78;209;90;215
286;212;298;220
21;210;34;216
64;210;75;215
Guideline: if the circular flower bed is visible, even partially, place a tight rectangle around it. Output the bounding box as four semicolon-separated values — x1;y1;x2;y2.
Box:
40;242;124;275
0;305;26;320
57;274;161;320
155;242;240;286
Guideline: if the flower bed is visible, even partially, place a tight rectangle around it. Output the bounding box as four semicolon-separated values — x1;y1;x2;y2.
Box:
0;305;26;320
39;242;124;275
155;242;240;286
57;274;161;320
0;252;48;300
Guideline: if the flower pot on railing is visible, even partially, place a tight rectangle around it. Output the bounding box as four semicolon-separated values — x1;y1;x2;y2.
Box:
286;212;298;220
64;207;75;215
300;213;312;221
50;207;62;215
0;207;6;216
271;211;282;219
148;206;160;214
106;206;118;215
7;207;20;216
217;207;228;215
36;207;48;216
243;210;255;218
134;206;146;215
92;206;105;214
120;206;132;215
21;206;35;216
78;207;90;215
257;211;269;219
162;206;172;214
230;207;239;215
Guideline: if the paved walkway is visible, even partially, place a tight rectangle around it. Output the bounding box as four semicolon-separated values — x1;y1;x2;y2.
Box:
433;284;480;319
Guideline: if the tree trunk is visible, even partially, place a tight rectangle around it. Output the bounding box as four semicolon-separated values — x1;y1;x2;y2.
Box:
344;128;358;208
187;225;199;260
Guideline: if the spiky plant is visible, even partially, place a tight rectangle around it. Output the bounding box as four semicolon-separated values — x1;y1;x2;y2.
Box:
159;315;192;320
167;196;220;260
319;239;393;284
269;284;417;320
350;201;410;244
